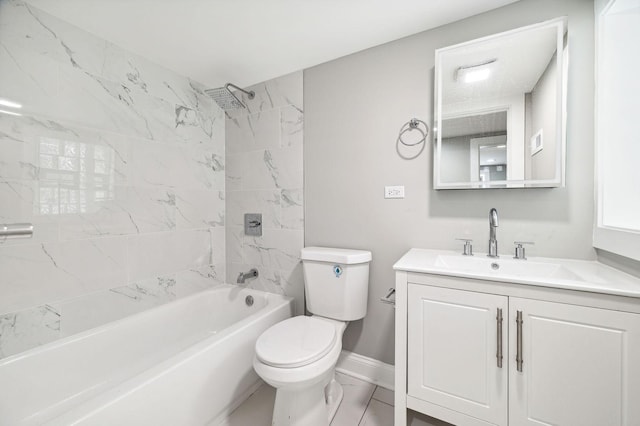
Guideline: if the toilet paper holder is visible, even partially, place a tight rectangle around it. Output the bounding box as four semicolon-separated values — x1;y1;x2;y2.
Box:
380;288;396;307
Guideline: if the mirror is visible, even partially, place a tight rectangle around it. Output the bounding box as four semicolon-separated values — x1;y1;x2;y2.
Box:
433;18;567;189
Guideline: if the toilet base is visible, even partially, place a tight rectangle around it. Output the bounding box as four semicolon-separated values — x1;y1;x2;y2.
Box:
325;375;344;423
271;374;344;426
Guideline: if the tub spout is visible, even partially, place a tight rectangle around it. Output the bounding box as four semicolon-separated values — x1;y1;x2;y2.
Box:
237;268;258;284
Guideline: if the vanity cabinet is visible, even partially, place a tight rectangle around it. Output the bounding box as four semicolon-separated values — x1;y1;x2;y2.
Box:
407;285;508;426
396;271;640;426
509;297;640;426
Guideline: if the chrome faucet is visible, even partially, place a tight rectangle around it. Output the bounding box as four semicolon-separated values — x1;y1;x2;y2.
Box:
237;268;258;284
488;208;499;258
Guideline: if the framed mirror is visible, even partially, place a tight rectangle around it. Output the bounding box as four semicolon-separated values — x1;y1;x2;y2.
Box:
433;18;568;189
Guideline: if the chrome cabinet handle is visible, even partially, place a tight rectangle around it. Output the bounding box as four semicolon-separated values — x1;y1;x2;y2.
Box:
496;308;503;368
516;310;524;372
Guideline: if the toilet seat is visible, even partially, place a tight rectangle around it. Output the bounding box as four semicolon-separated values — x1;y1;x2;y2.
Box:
255;316;337;368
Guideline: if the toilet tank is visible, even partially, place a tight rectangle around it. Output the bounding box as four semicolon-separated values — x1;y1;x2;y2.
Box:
300;247;372;321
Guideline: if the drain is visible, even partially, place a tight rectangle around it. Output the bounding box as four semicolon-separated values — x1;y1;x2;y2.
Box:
491;262;500;270
245;295;254;306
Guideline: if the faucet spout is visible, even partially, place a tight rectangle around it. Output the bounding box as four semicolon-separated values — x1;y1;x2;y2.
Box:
490;208;499;228
488;208;499;258
237;268;259;284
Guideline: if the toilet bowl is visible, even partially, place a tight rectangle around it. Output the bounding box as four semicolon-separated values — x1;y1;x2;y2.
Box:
252;247;372;426
253;316;346;425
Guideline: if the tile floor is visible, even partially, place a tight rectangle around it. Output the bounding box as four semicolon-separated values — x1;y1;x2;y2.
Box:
220;372;452;426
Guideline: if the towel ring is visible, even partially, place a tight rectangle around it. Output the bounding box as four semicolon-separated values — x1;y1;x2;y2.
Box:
398;118;428;147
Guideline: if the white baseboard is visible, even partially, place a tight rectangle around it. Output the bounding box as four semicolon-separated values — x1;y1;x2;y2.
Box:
335;350;395;391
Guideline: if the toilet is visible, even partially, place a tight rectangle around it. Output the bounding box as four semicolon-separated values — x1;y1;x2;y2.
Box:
253;246;372;426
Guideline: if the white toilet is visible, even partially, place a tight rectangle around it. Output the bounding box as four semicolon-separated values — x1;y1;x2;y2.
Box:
253;246;372;426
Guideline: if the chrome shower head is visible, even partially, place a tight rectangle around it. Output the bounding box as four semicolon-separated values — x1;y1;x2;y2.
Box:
204;83;255;111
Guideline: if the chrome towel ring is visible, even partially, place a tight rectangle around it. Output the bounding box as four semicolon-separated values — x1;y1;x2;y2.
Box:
398;118;428;147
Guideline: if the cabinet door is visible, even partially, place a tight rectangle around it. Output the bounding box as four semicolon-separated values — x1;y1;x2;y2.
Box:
509;298;640;426
408;285;508;426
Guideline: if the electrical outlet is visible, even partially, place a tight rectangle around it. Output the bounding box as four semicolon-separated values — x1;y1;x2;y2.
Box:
384;185;405;199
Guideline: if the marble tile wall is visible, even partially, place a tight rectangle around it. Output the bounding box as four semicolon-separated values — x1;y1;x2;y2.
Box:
0;0;225;359
225;71;305;315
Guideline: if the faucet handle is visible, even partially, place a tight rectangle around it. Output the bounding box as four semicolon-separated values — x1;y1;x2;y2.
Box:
513;241;534;260
455;238;474;256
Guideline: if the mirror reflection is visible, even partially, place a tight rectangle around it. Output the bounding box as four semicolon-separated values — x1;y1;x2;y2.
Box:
434;18;567;189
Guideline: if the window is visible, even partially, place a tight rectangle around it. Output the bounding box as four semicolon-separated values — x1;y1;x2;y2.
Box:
594;0;640;260
37;137;115;216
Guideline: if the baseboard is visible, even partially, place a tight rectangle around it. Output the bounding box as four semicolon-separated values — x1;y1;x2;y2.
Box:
335;350;395;391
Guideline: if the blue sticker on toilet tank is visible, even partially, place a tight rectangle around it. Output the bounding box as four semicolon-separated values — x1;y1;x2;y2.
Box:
333;265;343;278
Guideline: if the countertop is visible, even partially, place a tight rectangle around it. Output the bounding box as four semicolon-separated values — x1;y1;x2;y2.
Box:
393;248;640;299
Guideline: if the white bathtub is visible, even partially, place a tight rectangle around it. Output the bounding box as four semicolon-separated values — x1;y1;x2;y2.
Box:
0;285;293;425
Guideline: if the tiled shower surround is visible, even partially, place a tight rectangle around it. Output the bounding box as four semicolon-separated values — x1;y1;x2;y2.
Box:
225;72;305;315
0;0;225;358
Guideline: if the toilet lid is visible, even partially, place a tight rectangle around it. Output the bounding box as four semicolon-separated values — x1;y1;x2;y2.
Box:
255;316;337;368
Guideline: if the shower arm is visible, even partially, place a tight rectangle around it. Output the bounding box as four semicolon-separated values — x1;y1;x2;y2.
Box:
225;83;255;100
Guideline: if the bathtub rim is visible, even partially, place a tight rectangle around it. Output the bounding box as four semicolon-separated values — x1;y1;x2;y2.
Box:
43;286;293;425
0;284;291;367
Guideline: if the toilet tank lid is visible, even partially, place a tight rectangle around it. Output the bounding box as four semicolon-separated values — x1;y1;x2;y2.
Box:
301;247;372;264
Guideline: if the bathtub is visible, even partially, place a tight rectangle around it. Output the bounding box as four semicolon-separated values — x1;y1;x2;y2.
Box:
0;285;293;425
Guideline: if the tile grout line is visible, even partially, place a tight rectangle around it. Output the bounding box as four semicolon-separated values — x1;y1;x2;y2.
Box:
356;385;379;426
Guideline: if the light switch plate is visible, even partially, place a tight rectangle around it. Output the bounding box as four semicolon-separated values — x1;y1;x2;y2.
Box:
384;186;405;199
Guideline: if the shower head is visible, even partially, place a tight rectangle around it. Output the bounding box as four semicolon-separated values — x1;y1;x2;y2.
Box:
205;83;255;111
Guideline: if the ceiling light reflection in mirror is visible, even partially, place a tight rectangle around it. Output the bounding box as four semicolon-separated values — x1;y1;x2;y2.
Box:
433;17;567;189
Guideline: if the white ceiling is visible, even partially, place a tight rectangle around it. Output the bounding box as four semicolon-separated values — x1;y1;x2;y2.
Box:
25;0;519;89
442;111;507;138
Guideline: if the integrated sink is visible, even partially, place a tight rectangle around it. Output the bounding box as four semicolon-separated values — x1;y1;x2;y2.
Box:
393;248;640;298
433;254;584;282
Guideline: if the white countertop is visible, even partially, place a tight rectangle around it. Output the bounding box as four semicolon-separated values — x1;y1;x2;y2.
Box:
393;248;640;299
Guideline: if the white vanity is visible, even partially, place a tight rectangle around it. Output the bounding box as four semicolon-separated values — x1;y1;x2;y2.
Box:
393;248;640;426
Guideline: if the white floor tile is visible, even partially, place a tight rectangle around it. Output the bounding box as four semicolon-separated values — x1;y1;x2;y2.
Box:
371;386;394;406
359;399;394;426
219;383;275;426
220;372;380;426
369;386;453;426
330;372;376;426
409;410;454;426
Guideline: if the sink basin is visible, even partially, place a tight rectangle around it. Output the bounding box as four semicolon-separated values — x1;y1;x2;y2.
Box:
434;255;584;282
393;248;640;298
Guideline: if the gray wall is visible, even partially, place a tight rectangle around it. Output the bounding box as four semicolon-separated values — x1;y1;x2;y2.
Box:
304;0;594;365
441;136;472;182
530;53;559;180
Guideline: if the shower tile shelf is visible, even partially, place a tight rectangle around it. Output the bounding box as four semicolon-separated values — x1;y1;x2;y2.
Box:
393;248;640;426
